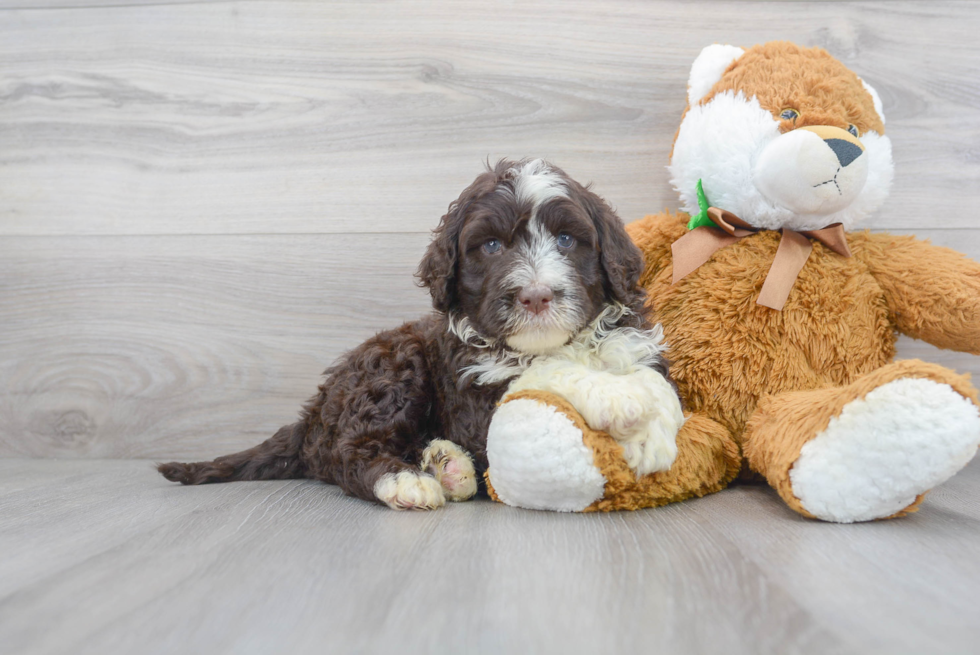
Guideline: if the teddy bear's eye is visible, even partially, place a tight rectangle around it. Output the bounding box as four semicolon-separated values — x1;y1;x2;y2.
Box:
780;108;799;121
847;124;859;137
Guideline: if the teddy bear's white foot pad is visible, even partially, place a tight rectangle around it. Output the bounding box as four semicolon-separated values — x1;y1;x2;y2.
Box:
790;377;980;523
487;398;606;512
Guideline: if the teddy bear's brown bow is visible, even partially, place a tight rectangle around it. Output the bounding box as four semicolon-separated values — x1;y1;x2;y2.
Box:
671;207;851;311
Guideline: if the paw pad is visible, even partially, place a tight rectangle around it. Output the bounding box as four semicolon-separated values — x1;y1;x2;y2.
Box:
421;439;478;501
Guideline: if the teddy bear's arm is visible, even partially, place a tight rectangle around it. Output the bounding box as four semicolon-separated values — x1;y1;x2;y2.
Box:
851;231;980;354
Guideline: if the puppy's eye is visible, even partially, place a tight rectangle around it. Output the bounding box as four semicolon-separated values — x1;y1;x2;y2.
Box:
779;108;799;121
482;238;502;255
847;124;859;137
556;233;575;250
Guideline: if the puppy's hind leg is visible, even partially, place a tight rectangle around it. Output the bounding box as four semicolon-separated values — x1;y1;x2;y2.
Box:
421;440;478;501
308;321;450;510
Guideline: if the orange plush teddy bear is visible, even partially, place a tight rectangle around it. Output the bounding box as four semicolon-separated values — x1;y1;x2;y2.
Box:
485;41;980;522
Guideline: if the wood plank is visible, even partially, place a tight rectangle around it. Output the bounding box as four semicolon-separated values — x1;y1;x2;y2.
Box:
684;456;980;654
2;229;978;459
0;234;433;459
1;458;978;654
0;1;209;7
0;1;978;235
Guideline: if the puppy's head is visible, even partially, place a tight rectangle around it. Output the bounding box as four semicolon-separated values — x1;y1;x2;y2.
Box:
417;159;645;355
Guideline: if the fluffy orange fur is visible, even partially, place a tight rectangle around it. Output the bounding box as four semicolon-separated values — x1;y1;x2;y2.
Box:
625;207;980;518
630;212;901;442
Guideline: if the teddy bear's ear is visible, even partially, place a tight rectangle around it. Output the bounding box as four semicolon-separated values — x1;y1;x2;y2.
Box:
859;78;887;125
688;44;745;106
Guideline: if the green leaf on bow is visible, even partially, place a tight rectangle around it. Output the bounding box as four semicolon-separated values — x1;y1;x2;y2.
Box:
686;179;716;230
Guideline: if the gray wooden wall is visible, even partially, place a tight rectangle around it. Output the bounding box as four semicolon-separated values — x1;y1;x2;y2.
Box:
2;0;979;460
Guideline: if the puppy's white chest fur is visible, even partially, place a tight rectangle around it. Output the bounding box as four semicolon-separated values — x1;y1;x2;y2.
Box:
503;306;684;476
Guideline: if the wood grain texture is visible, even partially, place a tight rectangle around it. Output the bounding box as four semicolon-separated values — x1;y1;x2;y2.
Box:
0;233;433;458
1;229;978;459
0;1;978;236
0;3;979;457
1;458;979;655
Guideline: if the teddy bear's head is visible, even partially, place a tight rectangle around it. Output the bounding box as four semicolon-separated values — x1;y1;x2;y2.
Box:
669;41;893;232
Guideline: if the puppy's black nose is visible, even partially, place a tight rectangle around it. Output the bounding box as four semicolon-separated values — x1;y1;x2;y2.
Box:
825;138;863;167
518;284;553;315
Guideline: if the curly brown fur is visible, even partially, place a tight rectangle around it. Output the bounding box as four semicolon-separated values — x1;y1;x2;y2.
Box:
159;159;663;508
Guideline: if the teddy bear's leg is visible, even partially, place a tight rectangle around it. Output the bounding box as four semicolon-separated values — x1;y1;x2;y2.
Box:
485;391;608;511
743;360;980;523
485;390;741;512
588;411;742;512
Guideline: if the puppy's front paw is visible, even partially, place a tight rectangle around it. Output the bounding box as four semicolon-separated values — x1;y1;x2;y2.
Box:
619;419;679;477
421;439;477;502
574;386;649;438
601;395;649;436
373;471;446;510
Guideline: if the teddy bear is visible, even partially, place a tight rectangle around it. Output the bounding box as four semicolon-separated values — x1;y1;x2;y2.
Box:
484;41;980;522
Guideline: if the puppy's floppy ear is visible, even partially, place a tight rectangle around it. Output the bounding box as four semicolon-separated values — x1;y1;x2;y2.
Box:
417;205;463;313
585;191;646;308
416;170;494;312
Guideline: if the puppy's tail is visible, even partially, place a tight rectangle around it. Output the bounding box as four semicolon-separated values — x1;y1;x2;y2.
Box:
157;422;307;485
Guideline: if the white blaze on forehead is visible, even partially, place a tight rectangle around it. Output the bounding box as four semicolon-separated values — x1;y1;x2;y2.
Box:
502;159;575;291
508;159;568;212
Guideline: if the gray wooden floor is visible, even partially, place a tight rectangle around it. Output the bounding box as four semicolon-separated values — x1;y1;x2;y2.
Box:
2;458;980;655
3;1;980;654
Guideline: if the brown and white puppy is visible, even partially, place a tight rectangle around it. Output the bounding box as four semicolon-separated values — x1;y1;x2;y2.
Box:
158;159;673;510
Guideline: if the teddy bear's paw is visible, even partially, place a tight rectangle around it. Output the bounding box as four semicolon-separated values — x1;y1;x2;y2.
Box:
790;378;980;523
421;439;478;502
373;471;446;510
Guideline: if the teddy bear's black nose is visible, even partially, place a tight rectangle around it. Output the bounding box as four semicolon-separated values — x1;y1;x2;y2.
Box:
825;138;863;167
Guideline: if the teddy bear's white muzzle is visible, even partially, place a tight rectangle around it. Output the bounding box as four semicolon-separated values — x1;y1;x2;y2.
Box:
753;126;868;217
